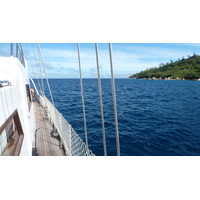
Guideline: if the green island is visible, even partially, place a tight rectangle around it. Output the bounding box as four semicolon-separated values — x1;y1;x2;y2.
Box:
128;53;200;80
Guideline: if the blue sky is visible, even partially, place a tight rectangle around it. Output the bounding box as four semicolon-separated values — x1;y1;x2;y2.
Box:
25;43;200;78
1;43;200;78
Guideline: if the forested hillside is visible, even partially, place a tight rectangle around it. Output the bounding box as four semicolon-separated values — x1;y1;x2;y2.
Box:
129;53;200;80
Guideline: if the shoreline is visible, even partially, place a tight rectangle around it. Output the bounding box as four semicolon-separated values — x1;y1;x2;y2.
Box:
128;77;200;81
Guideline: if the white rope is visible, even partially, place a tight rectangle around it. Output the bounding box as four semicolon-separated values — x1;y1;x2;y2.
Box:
95;43;107;156
26;43;42;92
37;43;64;146
37;45;45;96
77;43;88;148
30;78;39;97
19;44;25;66
108;43;120;156
31;43;42;93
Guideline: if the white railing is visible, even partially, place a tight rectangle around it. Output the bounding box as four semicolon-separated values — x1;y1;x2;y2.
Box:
38;95;95;156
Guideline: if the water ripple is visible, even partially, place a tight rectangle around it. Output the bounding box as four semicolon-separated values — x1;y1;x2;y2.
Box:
39;79;200;156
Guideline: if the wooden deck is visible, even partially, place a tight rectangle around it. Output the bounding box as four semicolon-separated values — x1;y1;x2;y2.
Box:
32;101;65;156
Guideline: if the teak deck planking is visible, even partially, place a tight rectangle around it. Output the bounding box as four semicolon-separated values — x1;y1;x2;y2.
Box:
32;101;65;156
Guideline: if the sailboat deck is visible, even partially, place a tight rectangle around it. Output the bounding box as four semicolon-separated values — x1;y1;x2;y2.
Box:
32;101;65;156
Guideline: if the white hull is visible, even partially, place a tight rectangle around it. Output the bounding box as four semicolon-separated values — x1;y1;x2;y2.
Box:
0;56;35;155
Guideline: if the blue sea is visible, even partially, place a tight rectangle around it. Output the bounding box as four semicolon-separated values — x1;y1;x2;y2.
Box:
39;79;200;156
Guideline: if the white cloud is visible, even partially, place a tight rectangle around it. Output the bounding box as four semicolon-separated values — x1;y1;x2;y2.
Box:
28;43;200;78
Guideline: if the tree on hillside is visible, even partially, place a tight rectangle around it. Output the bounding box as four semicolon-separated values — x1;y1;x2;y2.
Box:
129;54;200;80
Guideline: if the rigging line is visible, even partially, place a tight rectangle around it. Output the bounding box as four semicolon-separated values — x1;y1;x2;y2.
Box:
36;43;44;96
108;43;120;156
31;43;42;92
95;43;107;156
77;43;88;148
26;44;35;77
37;43;63;146
26;43;39;87
32;43;43;94
19;43;25;66
10;43;13;57
16;43;18;57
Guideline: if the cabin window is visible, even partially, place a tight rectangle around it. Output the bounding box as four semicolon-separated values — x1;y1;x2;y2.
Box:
0;109;24;156
25;84;32;111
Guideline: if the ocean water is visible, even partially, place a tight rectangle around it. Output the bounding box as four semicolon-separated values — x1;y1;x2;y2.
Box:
40;79;200;156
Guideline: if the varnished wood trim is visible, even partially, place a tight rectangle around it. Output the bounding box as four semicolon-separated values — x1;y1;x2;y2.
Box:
0;109;17;135
0;109;24;156
14;135;24;156
13;110;23;135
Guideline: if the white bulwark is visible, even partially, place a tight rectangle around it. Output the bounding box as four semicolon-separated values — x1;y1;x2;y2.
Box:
0;56;34;156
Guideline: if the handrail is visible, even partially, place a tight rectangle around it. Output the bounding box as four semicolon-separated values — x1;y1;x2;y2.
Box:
10;43;25;67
